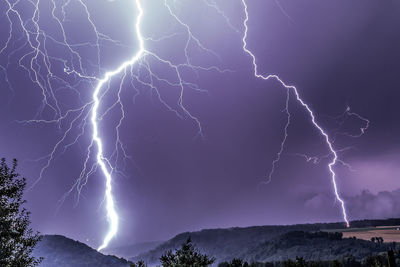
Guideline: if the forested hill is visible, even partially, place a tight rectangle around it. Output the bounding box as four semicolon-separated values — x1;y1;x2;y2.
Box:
241;231;394;263
33;235;132;267
132;218;400;265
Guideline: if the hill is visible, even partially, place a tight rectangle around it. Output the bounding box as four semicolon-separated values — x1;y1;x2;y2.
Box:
330;226;400;243
242;231;394;262
33;235;132;267
104;241;162;259
132;218;400;265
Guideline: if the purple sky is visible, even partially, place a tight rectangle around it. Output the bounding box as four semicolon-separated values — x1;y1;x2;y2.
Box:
0;0;400;248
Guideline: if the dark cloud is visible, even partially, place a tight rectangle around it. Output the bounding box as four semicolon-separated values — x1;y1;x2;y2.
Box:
305;189;400;221
348;189;400;220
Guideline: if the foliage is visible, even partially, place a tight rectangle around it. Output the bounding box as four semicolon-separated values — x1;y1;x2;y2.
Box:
131;260;147;267
160;237;215;266
244;230;393;263
0;158;42;266
371;237;384;244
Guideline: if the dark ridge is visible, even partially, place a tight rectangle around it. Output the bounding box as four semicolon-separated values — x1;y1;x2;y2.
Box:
33;235;132;267
132;218;400;265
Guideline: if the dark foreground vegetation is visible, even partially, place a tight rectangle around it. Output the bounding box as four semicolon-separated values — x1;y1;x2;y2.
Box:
131;238;215;267
0;159;42;267
129;235;400;267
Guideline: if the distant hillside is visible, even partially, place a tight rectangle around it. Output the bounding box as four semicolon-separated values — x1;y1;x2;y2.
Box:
132;218;400;265
104;240;163;259
33;235;132;267
242;231;394;262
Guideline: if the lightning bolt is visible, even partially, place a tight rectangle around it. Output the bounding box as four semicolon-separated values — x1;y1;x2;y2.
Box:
241;0;350;227
333;105;370;139
93;0;144;251
1;0;227;250
1;0;373;250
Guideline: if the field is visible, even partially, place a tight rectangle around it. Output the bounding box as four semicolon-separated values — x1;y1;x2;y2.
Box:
328;226;400;243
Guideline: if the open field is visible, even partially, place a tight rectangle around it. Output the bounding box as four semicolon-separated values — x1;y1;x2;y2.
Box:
327;226;400;243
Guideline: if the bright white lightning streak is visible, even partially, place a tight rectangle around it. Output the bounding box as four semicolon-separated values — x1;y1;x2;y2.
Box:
94;0;144;251
241;0;350;227
2;0;222;250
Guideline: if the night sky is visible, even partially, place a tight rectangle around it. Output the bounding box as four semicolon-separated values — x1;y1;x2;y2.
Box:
0;0;399;249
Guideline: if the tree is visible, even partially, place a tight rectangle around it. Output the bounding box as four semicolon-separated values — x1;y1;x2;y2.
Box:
229;258;246;267
371;236;384;244
387;250;396;267
160;238;215;267
131;260;147;267
283;257;308;267
332;259;342;267
0;158;42;266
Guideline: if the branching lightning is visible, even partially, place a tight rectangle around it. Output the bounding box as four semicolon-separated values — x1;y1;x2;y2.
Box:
0;0;372;249
1;0;228;250
240;0;350;227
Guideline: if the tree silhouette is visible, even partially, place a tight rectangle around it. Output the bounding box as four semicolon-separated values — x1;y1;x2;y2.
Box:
0;159;42;266
229;258;245;267
371;236;384;244
131;260;147;267
160;237;215;267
